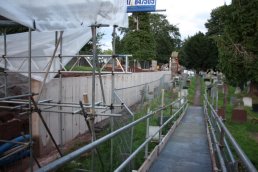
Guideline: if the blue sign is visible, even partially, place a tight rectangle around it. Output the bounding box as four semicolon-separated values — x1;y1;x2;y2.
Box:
127;0;156;13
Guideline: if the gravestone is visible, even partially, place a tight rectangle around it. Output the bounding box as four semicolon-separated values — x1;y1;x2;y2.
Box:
243;97;252;107
217;108;225;119
230;96;242;107
234;87;241;94
149;126;160;141
231;108;247;123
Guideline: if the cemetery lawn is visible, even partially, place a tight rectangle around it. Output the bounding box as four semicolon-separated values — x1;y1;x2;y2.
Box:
217;85;258;168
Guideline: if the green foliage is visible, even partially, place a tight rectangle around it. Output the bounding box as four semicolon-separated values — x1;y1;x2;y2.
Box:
205;1;258;87
116;13;180;64
149;14;181;63
117;13;156;61
180;32;218;71
102;49;113;55
65;66;94;71
205;5;228;37
80;32;104;54
57;90;181;171
187;77;196;105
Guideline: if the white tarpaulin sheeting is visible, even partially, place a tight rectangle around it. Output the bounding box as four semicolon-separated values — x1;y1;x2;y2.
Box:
0;29;92;81
0;0;128;31
0;0;128;82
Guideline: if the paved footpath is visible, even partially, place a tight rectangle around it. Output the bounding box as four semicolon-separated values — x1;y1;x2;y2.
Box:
149;106;212;172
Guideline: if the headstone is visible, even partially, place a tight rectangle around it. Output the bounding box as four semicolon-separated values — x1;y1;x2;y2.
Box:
217;83;224;93
230;96;242;106
151;60;157;71
181;89;188;97
234;87;241;94
204;78;211;86
217;108;225;119
149;126;160;141
243;97;252;107
231;108;247;123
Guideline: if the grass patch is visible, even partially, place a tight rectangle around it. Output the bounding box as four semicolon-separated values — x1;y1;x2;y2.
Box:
57;90;180;171
187;76;196;105
215;84;258;168
65;66;103;71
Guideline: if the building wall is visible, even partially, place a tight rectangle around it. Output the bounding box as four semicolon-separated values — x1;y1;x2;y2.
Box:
34;71;171;154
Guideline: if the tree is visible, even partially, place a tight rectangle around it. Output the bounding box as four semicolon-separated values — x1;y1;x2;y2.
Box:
102;49;112;55
116;13;180;64
150;14;181;63
116;13;156;61
80;32;104;54
180;32;218;72
205;5;228;37
205;1;258;88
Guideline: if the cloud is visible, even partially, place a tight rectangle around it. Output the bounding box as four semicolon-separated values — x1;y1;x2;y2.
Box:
100;0;232;50
156;0;231;39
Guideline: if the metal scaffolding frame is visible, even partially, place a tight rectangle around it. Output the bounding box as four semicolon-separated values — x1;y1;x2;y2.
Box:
0;18;134;171
0;18;181;172
2;54;132;75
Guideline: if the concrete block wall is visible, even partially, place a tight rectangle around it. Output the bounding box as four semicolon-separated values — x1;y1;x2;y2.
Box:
33;71;171;154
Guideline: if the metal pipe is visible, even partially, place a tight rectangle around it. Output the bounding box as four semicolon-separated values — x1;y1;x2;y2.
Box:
114;102;188;172
115;57;125;72
5;71;130;74
31;98;63;157
114;78;161;91
205;114;218;172
100;57;112;71
96;57;106;104
114;91;134;116
90;25;98;172
91;26;97;114
145;108;150;158
223;137;236;166
206;114;227;172
28;28;33;172
4;54;132;58
0;93;33;101
40;109;121;117
36;98;185;172
69;57;81;71
0;105;29;110
38;102;104;108
125;55;128;73
58;31;64;146
159;89;165;142
205;95;257;172
4;28;7;97
110;25;117;171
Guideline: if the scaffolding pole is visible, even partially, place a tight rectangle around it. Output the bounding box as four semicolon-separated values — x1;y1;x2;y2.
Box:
3;28;7;97
110;25;117;171
90;25;97;172
58;31;64;146
28;27;33;172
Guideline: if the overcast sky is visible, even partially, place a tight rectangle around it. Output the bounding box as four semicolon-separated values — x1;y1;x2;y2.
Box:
100;0;231;50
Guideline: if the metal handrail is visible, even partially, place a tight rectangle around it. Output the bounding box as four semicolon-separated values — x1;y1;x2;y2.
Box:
204;95;257;172
36;97;187;172
114;101;188;172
